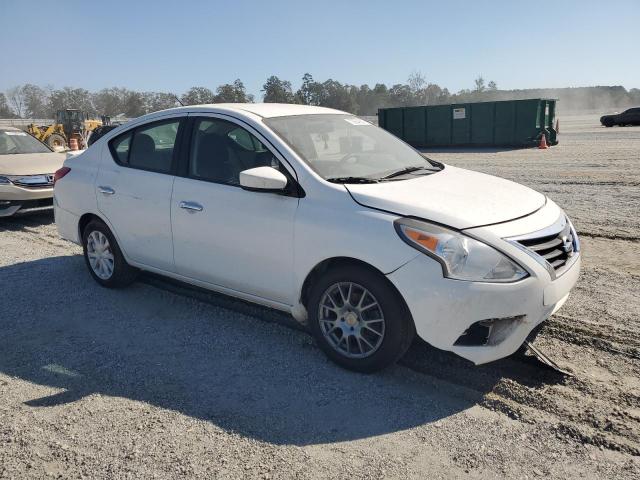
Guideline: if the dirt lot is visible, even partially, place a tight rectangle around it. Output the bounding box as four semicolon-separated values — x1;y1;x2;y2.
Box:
0;114;638;479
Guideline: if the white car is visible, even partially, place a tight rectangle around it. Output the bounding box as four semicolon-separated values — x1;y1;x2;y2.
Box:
54;104;581;372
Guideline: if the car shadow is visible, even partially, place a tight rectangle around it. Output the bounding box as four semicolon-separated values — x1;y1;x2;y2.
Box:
0;210;55;231
0;255;555;446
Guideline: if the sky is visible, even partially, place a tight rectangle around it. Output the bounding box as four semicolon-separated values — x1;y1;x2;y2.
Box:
1;0;638;98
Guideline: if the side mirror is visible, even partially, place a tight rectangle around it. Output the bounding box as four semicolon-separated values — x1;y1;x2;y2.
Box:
239;166;288;192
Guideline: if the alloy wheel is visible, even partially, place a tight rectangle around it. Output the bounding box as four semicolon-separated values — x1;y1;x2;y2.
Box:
318;282;386;359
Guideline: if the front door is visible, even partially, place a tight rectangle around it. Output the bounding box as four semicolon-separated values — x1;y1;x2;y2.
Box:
96;116;185;271
171;115;299;305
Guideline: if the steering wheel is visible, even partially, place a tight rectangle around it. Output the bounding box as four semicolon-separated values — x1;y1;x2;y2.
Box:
340;152;359;164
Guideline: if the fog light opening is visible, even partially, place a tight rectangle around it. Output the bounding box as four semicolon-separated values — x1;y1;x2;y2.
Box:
454;315;525;347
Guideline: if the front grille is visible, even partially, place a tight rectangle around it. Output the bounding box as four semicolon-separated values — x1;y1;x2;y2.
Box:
517;221;575;271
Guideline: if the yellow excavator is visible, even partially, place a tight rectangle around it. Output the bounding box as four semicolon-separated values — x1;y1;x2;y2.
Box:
27;109;106;149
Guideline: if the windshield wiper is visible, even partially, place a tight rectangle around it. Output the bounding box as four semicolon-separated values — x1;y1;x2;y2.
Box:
378;166;434;181
326;176;379;184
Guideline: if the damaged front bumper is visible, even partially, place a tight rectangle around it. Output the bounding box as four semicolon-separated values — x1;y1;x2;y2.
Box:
388;252;580;365
387;203;582;365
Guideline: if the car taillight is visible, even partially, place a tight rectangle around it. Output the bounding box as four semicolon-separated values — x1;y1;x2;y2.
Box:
54;167;71;185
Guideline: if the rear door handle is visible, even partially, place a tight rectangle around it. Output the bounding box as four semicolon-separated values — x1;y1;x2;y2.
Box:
179;201;203;212
98;186;115;195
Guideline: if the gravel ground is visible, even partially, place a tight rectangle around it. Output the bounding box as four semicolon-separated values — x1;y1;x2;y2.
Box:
0;114;638;479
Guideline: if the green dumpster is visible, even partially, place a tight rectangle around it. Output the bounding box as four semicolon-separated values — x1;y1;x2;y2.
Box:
378;98;558;147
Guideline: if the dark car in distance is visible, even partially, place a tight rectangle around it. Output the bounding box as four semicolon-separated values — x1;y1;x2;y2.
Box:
600;108;640;127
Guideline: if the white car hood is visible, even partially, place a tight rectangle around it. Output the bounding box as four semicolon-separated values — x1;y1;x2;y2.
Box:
345;165;546;230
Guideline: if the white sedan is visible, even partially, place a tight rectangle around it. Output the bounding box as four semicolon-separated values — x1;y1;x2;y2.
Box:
53;103;580;372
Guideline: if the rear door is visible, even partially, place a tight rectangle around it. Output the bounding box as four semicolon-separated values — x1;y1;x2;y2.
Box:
96;115;186;271
170;114;299;305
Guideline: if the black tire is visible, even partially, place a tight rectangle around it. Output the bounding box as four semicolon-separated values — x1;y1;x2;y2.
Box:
46;133;66;149
82;219;137;288
307;264;415;373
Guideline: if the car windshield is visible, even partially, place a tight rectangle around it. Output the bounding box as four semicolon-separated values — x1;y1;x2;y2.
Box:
0;130;52;155
264;114;441;182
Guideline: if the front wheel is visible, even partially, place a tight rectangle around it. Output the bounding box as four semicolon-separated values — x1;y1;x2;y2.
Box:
308;265;415;373
82;220;137;288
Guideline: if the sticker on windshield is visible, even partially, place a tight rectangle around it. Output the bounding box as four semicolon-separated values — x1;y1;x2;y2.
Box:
344;118;371;126
4;131;27;136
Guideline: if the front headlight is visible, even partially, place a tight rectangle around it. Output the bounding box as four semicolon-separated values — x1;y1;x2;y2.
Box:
0;176;12;185
394;218;528;283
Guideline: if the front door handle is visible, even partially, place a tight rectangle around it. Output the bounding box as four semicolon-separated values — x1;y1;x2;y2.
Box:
179;201;203;212
98;186;115;195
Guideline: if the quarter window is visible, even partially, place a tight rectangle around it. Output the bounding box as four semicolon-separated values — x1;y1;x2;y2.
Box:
189;118;281;185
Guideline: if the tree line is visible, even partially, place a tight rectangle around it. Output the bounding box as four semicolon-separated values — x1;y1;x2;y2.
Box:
0;73;497;119
1;73;638;119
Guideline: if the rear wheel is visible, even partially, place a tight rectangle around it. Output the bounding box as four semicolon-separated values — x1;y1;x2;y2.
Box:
308;265;414;373
82;220;137;288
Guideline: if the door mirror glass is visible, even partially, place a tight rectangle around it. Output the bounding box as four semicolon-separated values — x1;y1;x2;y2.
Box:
239;166;288;192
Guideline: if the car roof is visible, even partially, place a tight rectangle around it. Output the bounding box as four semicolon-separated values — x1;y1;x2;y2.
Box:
0;126;21;132
105;103;350;139
149;103;347;120
213;103;346;118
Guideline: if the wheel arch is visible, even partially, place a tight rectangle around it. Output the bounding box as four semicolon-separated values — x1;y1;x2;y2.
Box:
78;212;106;240
77;212;130;263
296;256;414;329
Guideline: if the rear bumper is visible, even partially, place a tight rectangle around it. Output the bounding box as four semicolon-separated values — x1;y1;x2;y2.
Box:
387;251;581;365
54;200;81;244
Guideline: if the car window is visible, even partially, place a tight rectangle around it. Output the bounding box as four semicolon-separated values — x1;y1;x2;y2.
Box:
189;118;281;185
109;120;180;173
0;130;51;155
265;114;437;181
129;120;180;173
228;127;268;152
111;132;131;164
